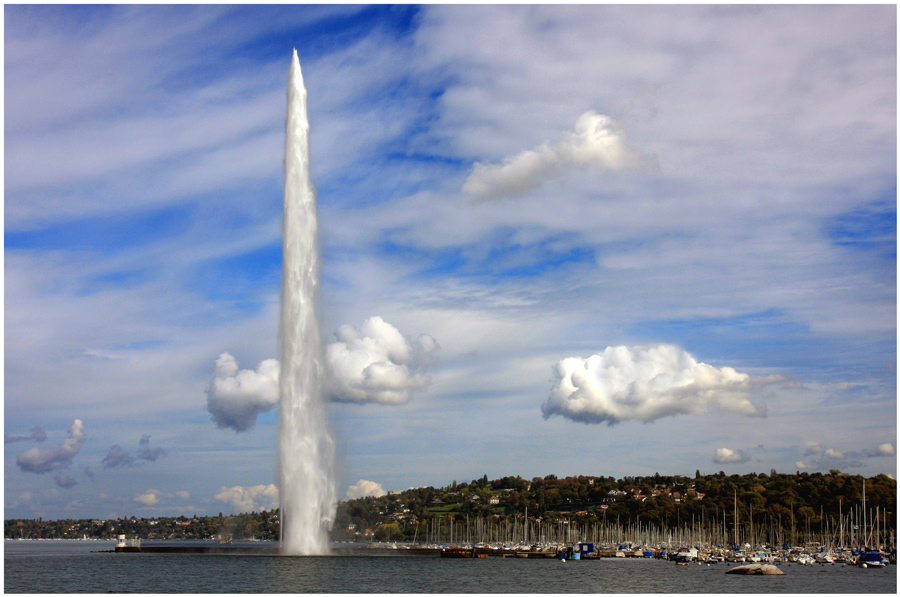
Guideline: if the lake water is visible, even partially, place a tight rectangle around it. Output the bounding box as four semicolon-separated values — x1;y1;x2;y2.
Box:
4;540;897;593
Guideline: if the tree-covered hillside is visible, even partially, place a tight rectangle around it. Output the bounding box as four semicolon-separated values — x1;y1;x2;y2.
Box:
6;470;895;547
333;470;895;545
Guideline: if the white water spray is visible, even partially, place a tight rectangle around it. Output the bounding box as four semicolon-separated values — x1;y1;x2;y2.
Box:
278;49;336;555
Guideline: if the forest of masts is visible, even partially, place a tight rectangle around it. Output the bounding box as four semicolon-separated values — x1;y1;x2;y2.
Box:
422;503;896;550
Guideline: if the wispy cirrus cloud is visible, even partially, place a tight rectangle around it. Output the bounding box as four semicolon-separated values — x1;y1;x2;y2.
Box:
3;5;895;520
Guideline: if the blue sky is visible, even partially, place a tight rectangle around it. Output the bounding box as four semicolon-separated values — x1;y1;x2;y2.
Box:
5;4;896;519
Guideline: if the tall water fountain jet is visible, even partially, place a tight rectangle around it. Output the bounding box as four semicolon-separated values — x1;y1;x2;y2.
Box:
278;49;336;555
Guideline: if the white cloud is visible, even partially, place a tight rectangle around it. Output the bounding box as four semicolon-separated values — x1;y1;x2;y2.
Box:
3;5;896;518
463;111;647;199
215;484;279;513
798;441;896;471
325;317;439;405
176;491;191;499
713;448;751;464
205;317;438;431
542;345;780;425
797;442;864;470
864;443;895;457
346;479;387;499
16;419;86;474
134;490;162;506
206;353;280;432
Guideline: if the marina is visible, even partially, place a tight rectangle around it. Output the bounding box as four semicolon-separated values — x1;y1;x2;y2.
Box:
6;539;896;593
103;534;896;569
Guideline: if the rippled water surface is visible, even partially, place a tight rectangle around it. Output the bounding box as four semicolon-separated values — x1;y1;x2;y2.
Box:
5;541;896;593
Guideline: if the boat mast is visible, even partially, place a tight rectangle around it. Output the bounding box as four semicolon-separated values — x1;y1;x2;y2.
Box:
863;477;867;548
839;498;843;548
733;489;738;547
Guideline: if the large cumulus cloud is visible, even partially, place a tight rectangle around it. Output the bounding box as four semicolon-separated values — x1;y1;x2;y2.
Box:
207;317;439;431
463;110;650;199
541;345;781;425
325;316;439;404
16;419;86;474
206;354;280;432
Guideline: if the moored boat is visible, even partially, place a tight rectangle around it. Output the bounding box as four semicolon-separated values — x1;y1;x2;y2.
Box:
856;551;888;568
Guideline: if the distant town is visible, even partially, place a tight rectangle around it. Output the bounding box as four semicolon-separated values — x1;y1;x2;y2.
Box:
6;470;896;549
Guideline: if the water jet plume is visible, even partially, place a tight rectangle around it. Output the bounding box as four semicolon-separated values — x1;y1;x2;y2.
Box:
278;48;336;556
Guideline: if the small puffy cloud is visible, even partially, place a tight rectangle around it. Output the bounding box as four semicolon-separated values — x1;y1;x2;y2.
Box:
542;345;781;425
798;441;895;470
102;435;167;468
102;445;134;469
80;465;95;482
16;419;86;474
5;425;48;444
713;448;751;464
803;442;824;456
463;110;649;199
325;316;439;404
137;435;167;461
215;484;279;513
54;473;78;488
176;490;191;499
206;353;280;432
796;443;864;470
346;479;387;500
134;490;162;506
864;442;895;457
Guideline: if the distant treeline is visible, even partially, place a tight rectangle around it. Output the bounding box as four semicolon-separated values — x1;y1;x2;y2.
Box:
5;470;896;544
